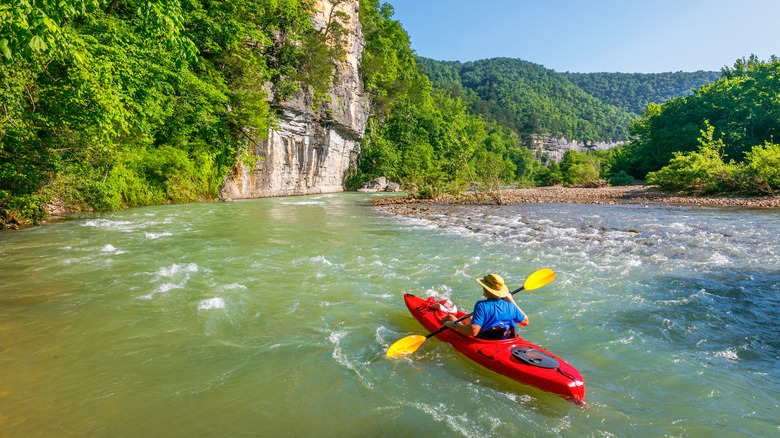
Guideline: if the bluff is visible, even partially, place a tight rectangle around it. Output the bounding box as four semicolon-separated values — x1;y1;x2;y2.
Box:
524;135;624;162
219;1;369;199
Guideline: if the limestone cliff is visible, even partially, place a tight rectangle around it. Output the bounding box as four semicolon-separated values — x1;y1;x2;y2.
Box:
524;134;624;162
219;0;368;199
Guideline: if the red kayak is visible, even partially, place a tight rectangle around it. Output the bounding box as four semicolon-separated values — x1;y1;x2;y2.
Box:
404;293;586;404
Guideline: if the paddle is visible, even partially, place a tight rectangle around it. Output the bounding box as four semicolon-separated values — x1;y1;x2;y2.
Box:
386;268;555;358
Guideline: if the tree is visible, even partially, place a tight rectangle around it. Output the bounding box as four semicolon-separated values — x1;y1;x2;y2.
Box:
359;0;429;117
559;150;602;187
626;56;780;177
474;149;508;204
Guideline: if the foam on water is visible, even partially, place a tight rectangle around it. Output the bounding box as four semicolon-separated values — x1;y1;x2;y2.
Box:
81;218;137;231
157;262;199;277
714;348;740;361
144;231;172;239
279;201;325;205
292;255;334;266
327;329;373;389
710;252;730;265
138;281;184;300
198;297;226;310
409;401;481;437
136;262;200;300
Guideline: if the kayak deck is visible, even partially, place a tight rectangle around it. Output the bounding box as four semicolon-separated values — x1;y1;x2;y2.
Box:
404;293;586;405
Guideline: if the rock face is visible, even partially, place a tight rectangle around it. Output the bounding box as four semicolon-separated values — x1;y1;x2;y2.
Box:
524;134;624;162
219;0;369;199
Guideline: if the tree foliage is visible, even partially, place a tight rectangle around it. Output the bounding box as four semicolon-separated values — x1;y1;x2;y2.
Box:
562;71;720;116
1;0;348;225
622;56;780;177
646;121;780;195
646;123;736;193
355;28;536;197
359;0;428;117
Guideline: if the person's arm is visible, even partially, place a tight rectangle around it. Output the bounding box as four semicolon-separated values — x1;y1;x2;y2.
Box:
504;295;529;326
444;320;481;336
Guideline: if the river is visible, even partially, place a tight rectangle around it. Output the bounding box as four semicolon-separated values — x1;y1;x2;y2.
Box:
1;193;778;437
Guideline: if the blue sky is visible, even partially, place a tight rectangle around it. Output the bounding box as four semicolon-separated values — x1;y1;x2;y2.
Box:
385;0;780;73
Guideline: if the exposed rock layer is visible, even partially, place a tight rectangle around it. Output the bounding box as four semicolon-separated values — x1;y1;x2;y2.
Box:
220;0;368;199
524;134;624;162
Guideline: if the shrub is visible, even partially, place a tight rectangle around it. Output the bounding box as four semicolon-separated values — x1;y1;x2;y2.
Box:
646;123;732;194
535;163;562;186
567;155;602;186
743;142;780;194
0;192;51;225
609;170;634;186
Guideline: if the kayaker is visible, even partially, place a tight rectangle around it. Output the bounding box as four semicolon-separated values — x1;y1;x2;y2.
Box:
442;273;528;340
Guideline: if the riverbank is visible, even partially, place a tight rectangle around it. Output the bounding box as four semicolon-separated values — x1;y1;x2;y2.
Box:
373;186;780;215
6;185;777;231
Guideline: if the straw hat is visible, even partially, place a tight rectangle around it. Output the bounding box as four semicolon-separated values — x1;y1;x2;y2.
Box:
476;273;509;298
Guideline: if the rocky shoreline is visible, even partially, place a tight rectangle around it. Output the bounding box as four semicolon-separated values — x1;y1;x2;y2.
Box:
6;185;778;231
372;185;780;214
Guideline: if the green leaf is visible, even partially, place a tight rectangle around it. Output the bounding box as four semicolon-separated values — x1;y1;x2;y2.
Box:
0;39;10;59
28;35;47;52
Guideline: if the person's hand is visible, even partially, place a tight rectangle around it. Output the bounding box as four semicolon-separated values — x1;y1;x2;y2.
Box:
443;320;455;328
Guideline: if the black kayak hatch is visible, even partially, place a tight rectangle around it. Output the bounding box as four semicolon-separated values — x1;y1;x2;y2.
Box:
510;347;560;369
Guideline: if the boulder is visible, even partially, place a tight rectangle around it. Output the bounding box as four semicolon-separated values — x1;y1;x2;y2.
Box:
358;177;400;192
385;182;400;192
364;177;387;190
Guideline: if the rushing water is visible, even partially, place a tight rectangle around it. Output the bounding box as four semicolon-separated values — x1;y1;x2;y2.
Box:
1;193;778;437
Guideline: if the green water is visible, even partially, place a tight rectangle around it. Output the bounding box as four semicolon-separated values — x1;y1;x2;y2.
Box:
1;193;778;437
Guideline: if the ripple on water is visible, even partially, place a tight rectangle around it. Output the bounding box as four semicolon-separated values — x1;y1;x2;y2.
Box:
81;218;137;231
137;263;200;300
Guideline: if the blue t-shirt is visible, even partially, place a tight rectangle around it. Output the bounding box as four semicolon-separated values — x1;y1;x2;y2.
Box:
471;298;526;332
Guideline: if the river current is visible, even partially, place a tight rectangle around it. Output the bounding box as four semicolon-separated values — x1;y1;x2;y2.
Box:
1;193;778;437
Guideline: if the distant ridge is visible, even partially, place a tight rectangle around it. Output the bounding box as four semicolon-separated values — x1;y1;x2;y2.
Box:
562;71;721;115
417;57;719;141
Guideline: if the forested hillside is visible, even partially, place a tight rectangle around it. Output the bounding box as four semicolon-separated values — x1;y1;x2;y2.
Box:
417;57;632;141
562;71;721;115
393;52;780;195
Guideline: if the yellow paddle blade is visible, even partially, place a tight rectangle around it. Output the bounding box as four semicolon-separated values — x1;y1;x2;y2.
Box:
386;335;427;358
523;268;555;291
